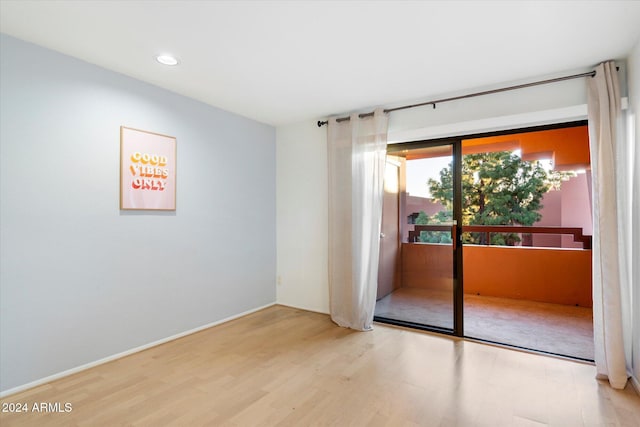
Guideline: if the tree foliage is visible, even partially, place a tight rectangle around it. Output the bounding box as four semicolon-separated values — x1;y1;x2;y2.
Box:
425;151;572;245
415;210;452;243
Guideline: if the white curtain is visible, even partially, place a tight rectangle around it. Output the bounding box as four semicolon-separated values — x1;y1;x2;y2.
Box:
587;61;632;389
327;109;388;331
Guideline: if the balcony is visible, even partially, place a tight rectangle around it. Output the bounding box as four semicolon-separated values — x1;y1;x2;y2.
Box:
375;225;593;360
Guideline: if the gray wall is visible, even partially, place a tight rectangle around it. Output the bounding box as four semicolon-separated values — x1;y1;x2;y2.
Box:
0;34;276;393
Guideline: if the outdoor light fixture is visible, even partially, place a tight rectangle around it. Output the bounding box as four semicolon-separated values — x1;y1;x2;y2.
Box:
155;54;179;66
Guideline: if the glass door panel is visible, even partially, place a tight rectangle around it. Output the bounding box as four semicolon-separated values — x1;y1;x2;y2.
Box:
375;142;460;333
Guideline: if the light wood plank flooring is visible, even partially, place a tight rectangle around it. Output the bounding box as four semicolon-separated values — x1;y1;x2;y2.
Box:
1;305;638;426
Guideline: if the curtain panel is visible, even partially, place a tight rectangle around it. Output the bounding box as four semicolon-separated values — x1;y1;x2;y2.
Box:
587;61;632;389
327;109;388;331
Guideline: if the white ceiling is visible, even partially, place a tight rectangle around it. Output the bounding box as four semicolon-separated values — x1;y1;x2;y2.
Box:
1;1;640;126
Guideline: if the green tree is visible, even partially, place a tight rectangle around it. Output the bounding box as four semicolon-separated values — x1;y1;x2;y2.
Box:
427;151;572;245
414;210;452;243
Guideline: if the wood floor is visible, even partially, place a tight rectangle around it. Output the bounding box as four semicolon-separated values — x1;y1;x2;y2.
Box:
1;305;638;426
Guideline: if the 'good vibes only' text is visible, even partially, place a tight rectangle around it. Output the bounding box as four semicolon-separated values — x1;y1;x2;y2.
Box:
128;152;169;191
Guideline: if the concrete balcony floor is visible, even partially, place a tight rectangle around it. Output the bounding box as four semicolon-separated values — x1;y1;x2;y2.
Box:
375;287;594;360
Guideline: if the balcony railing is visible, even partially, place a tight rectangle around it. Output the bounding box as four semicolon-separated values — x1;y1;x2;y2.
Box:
408;225;592;249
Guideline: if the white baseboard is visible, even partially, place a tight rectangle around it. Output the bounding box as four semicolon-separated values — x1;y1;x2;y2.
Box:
276;302;330;315
0;302;276;398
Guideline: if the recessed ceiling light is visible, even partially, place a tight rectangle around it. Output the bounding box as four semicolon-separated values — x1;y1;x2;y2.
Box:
156;55;179;66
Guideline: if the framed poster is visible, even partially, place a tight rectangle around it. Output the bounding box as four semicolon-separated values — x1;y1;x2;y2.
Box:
120;126;176;210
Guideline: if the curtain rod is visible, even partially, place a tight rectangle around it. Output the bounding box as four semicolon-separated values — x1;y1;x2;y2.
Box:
317;70;597;127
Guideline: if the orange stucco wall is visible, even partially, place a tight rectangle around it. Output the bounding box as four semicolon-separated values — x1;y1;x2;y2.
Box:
462;125;590;170
402;243;454;291
401;243;592;307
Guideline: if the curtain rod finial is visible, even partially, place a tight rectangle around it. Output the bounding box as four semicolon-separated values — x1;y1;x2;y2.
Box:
318;120;328;127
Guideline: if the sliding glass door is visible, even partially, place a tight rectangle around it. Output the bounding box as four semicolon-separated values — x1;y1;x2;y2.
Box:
376;122;593;360
374;140;463;335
